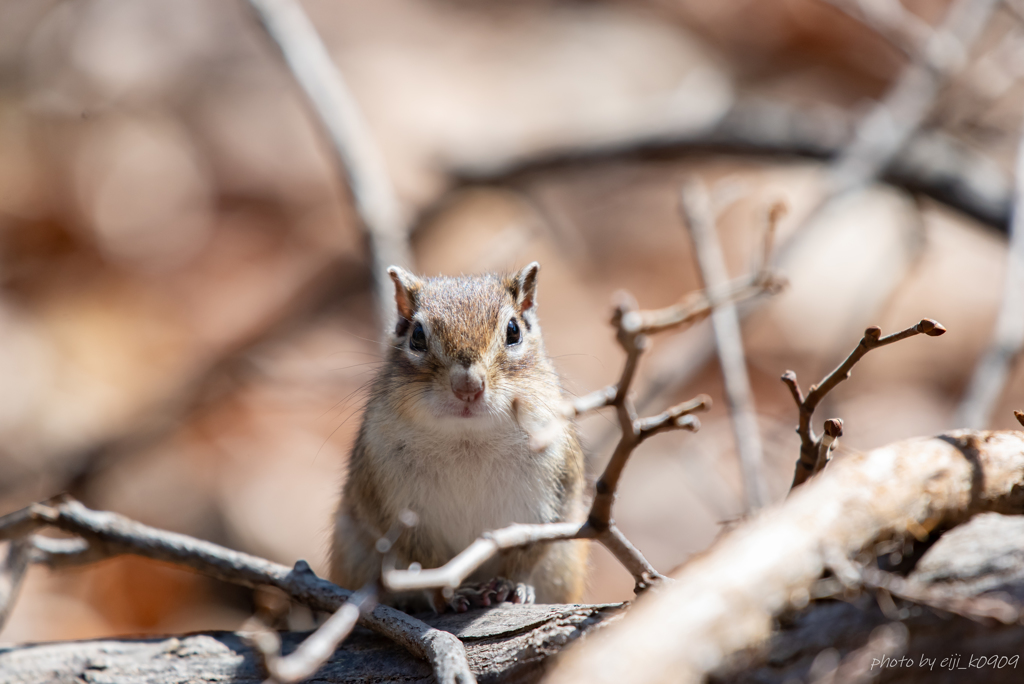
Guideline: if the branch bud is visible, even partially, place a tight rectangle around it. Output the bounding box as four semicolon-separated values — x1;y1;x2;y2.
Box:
917;318;946;336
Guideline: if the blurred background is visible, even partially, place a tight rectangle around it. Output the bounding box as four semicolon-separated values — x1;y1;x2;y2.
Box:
0;0;1022;642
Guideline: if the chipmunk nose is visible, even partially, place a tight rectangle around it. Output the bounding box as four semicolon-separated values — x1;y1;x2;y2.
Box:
451;365;485;403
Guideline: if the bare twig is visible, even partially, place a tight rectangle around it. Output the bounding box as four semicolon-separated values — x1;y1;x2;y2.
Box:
0;540;30;633
384;522;590;593
955;111;1024;429
813;418;844;475
0;497;474;684
246;0;411;326
251;584;378;684
824;550;1021;624
680;181;772;510
859;562;1020;624
785;318;946;488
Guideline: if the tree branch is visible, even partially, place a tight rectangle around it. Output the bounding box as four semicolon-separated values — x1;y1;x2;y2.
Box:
0;497;474;684
955;107;1024;428
784;318;946;488
0;539;30;633
250;584;378;683
383;522;591;594
680;180;775;510
245;0;412;326
447;96;1012;232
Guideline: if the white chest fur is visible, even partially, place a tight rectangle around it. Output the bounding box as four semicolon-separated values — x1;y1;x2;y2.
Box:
366;418;563;560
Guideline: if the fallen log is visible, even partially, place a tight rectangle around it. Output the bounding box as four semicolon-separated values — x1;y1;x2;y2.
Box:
546;430;1024;684
0;603;621;684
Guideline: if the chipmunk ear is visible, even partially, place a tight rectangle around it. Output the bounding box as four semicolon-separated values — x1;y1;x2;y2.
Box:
514;262;540;314
388;266;421;332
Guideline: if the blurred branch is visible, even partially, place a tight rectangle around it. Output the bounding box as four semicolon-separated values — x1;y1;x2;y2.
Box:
246;0;412;326
0;496;474;684
955;112;1024;429
680;181;778;510
1009;0;1024;23
831;556;1022;624
784;319;946;489
819;0;933;60
447;97;1013;232
546;430;1024;684
825;0;1001;196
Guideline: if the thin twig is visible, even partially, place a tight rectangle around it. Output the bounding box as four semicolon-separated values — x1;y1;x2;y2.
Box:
785;319;946;488
384;523;591;593
0;497;474;684
955;110;1024;429
813;418;844;475
251;584;378;684
246;0;411;326
0;540;31;633
825;552;1022;624
863;565;1021;624
680;180;771;510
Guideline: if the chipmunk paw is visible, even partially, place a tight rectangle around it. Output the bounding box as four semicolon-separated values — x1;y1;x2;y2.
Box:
446;577;535;612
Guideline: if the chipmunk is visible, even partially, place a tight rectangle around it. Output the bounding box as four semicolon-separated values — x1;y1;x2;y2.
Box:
329;262;587;612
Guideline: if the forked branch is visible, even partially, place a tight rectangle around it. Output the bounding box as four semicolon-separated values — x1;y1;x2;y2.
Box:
785;319;946;488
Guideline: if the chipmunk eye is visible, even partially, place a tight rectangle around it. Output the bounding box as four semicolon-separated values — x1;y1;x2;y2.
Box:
410;322;427;352
506;318;521;346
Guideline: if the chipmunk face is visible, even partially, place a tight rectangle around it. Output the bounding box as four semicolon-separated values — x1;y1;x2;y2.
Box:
383;262;547;430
